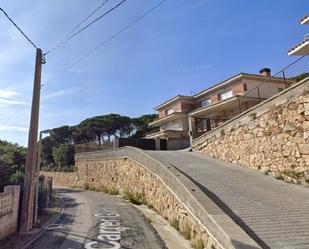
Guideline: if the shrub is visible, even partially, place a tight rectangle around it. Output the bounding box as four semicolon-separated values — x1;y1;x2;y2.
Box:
181;223;191;240
171;218;179;231
193;239;204;249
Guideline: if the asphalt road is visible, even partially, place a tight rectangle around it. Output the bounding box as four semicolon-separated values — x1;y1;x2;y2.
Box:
145;150;309;249
28;187;167;249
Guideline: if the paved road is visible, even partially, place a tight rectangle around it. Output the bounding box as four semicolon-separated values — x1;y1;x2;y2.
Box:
28;187;167;249
146;150;309;249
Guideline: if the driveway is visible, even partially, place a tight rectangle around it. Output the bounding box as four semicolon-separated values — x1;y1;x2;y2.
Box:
146;150;309;249
27;187;167;249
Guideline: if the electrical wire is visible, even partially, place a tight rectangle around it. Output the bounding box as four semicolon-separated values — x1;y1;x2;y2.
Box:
0;7;38;49
70;0;110;33
44;0;127;56
44;0;168;85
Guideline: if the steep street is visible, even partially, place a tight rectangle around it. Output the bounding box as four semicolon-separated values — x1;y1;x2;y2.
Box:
27;187;167;249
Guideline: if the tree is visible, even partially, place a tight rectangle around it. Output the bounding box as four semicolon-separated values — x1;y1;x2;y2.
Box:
51;125;73;144
132;114;158;138
52;144;75;171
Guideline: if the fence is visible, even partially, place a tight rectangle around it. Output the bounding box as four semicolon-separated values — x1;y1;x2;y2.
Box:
0;186;20;240
193;54;309;139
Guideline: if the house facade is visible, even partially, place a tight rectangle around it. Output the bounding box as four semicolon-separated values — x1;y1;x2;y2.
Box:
288;14;309;56
147;68;294;147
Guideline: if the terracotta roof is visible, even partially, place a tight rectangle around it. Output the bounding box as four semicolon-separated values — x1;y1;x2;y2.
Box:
193;72;293;99
300;14;309;24
288;39;309;55
153;95;193;111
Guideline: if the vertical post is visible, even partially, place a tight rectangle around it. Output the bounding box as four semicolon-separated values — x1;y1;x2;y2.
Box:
34;131;43;223
282;70;287;89
20;48;42;232
257;87;261;103
238;99;242;114
188;116;193;146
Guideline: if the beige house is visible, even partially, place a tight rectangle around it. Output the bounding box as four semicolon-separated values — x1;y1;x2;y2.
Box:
147;68;294;146
288;14;309;56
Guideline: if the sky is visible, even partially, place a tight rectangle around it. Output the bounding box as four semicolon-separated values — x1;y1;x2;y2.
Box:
0;0;308;146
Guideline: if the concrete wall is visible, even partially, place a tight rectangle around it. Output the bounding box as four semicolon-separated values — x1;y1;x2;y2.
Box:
0;186;20;240
193;78;309;184
42;147;260;249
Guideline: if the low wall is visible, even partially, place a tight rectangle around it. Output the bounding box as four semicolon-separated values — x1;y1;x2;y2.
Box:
0;186;20;240
193;78;309;183
40;171;78;187
43;147;260;249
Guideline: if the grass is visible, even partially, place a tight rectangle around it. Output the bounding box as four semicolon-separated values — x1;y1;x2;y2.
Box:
123;190;145;205
170;218;180;231
193;239;204;249
85;184;120;195
181;223;191;240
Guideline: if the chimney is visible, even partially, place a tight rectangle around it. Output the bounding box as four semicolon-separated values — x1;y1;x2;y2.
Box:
259;68;271;77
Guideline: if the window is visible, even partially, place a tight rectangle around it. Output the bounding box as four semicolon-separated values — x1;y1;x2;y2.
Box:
219;90;233;100
165;108;174;115
201;98;212;107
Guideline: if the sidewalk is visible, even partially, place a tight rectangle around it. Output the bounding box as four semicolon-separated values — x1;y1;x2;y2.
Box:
0;200;62;249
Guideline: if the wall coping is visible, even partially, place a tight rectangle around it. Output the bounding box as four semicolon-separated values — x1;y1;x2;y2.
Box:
75;147;261;249
193;77;309;147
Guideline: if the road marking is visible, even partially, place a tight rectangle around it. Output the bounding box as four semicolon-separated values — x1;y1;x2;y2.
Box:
84;210;130;249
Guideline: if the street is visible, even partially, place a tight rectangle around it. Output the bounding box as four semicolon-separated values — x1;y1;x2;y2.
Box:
28;187;167;249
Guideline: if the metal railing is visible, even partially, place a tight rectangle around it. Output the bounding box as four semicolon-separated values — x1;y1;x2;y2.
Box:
193;55;309;139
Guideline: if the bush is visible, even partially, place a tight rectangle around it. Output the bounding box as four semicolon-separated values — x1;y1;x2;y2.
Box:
193;239;204;249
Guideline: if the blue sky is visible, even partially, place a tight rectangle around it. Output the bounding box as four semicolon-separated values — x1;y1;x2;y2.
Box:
0;0;308;145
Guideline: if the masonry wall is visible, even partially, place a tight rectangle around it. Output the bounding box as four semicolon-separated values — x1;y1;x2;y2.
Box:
0;186;20;240
192;79;309;184
40;171;78;187
42;160;222;249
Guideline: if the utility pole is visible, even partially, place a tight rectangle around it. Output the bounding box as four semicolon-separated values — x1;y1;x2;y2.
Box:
20;48;43;232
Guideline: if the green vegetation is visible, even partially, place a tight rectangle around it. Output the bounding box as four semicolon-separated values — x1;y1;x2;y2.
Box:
41;113;157;172
292;72;309;82
123;190;145;205
0;140;26;191
193;239;204;249
181;223;192;240
171;218;180;231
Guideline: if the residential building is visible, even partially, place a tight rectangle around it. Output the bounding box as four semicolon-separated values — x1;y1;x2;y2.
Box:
147;68;294;147
288;14;309;56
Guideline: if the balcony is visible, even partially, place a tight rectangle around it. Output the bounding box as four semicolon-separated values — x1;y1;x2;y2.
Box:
145;129;188;139
149;112;187;127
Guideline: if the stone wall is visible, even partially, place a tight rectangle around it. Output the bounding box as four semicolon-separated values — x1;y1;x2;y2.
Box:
0;186;20;240
193;78;309;184
77;158;222;249
40;171;78;187
42;147;260;249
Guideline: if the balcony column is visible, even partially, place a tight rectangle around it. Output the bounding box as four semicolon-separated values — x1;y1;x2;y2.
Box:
188;115;193;146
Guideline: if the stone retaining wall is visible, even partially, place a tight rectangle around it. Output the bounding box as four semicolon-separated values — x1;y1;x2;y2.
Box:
193;78;309;184
42;147;260;249
0;186;20;240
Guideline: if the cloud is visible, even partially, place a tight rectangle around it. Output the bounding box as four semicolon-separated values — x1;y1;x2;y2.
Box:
179;64;213;73
0;90;20;99
0;98;27;105
43;87;79;100
0;125;28;132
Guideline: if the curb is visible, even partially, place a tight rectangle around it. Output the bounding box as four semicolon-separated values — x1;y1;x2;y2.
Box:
19;200;65;249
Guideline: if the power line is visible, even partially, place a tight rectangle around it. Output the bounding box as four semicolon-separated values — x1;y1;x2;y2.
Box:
0;7;38;49
70;0;110;33
44;0;168;85
44;0;127;56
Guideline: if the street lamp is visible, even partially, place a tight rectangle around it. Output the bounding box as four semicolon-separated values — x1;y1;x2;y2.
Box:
34;129;51;223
